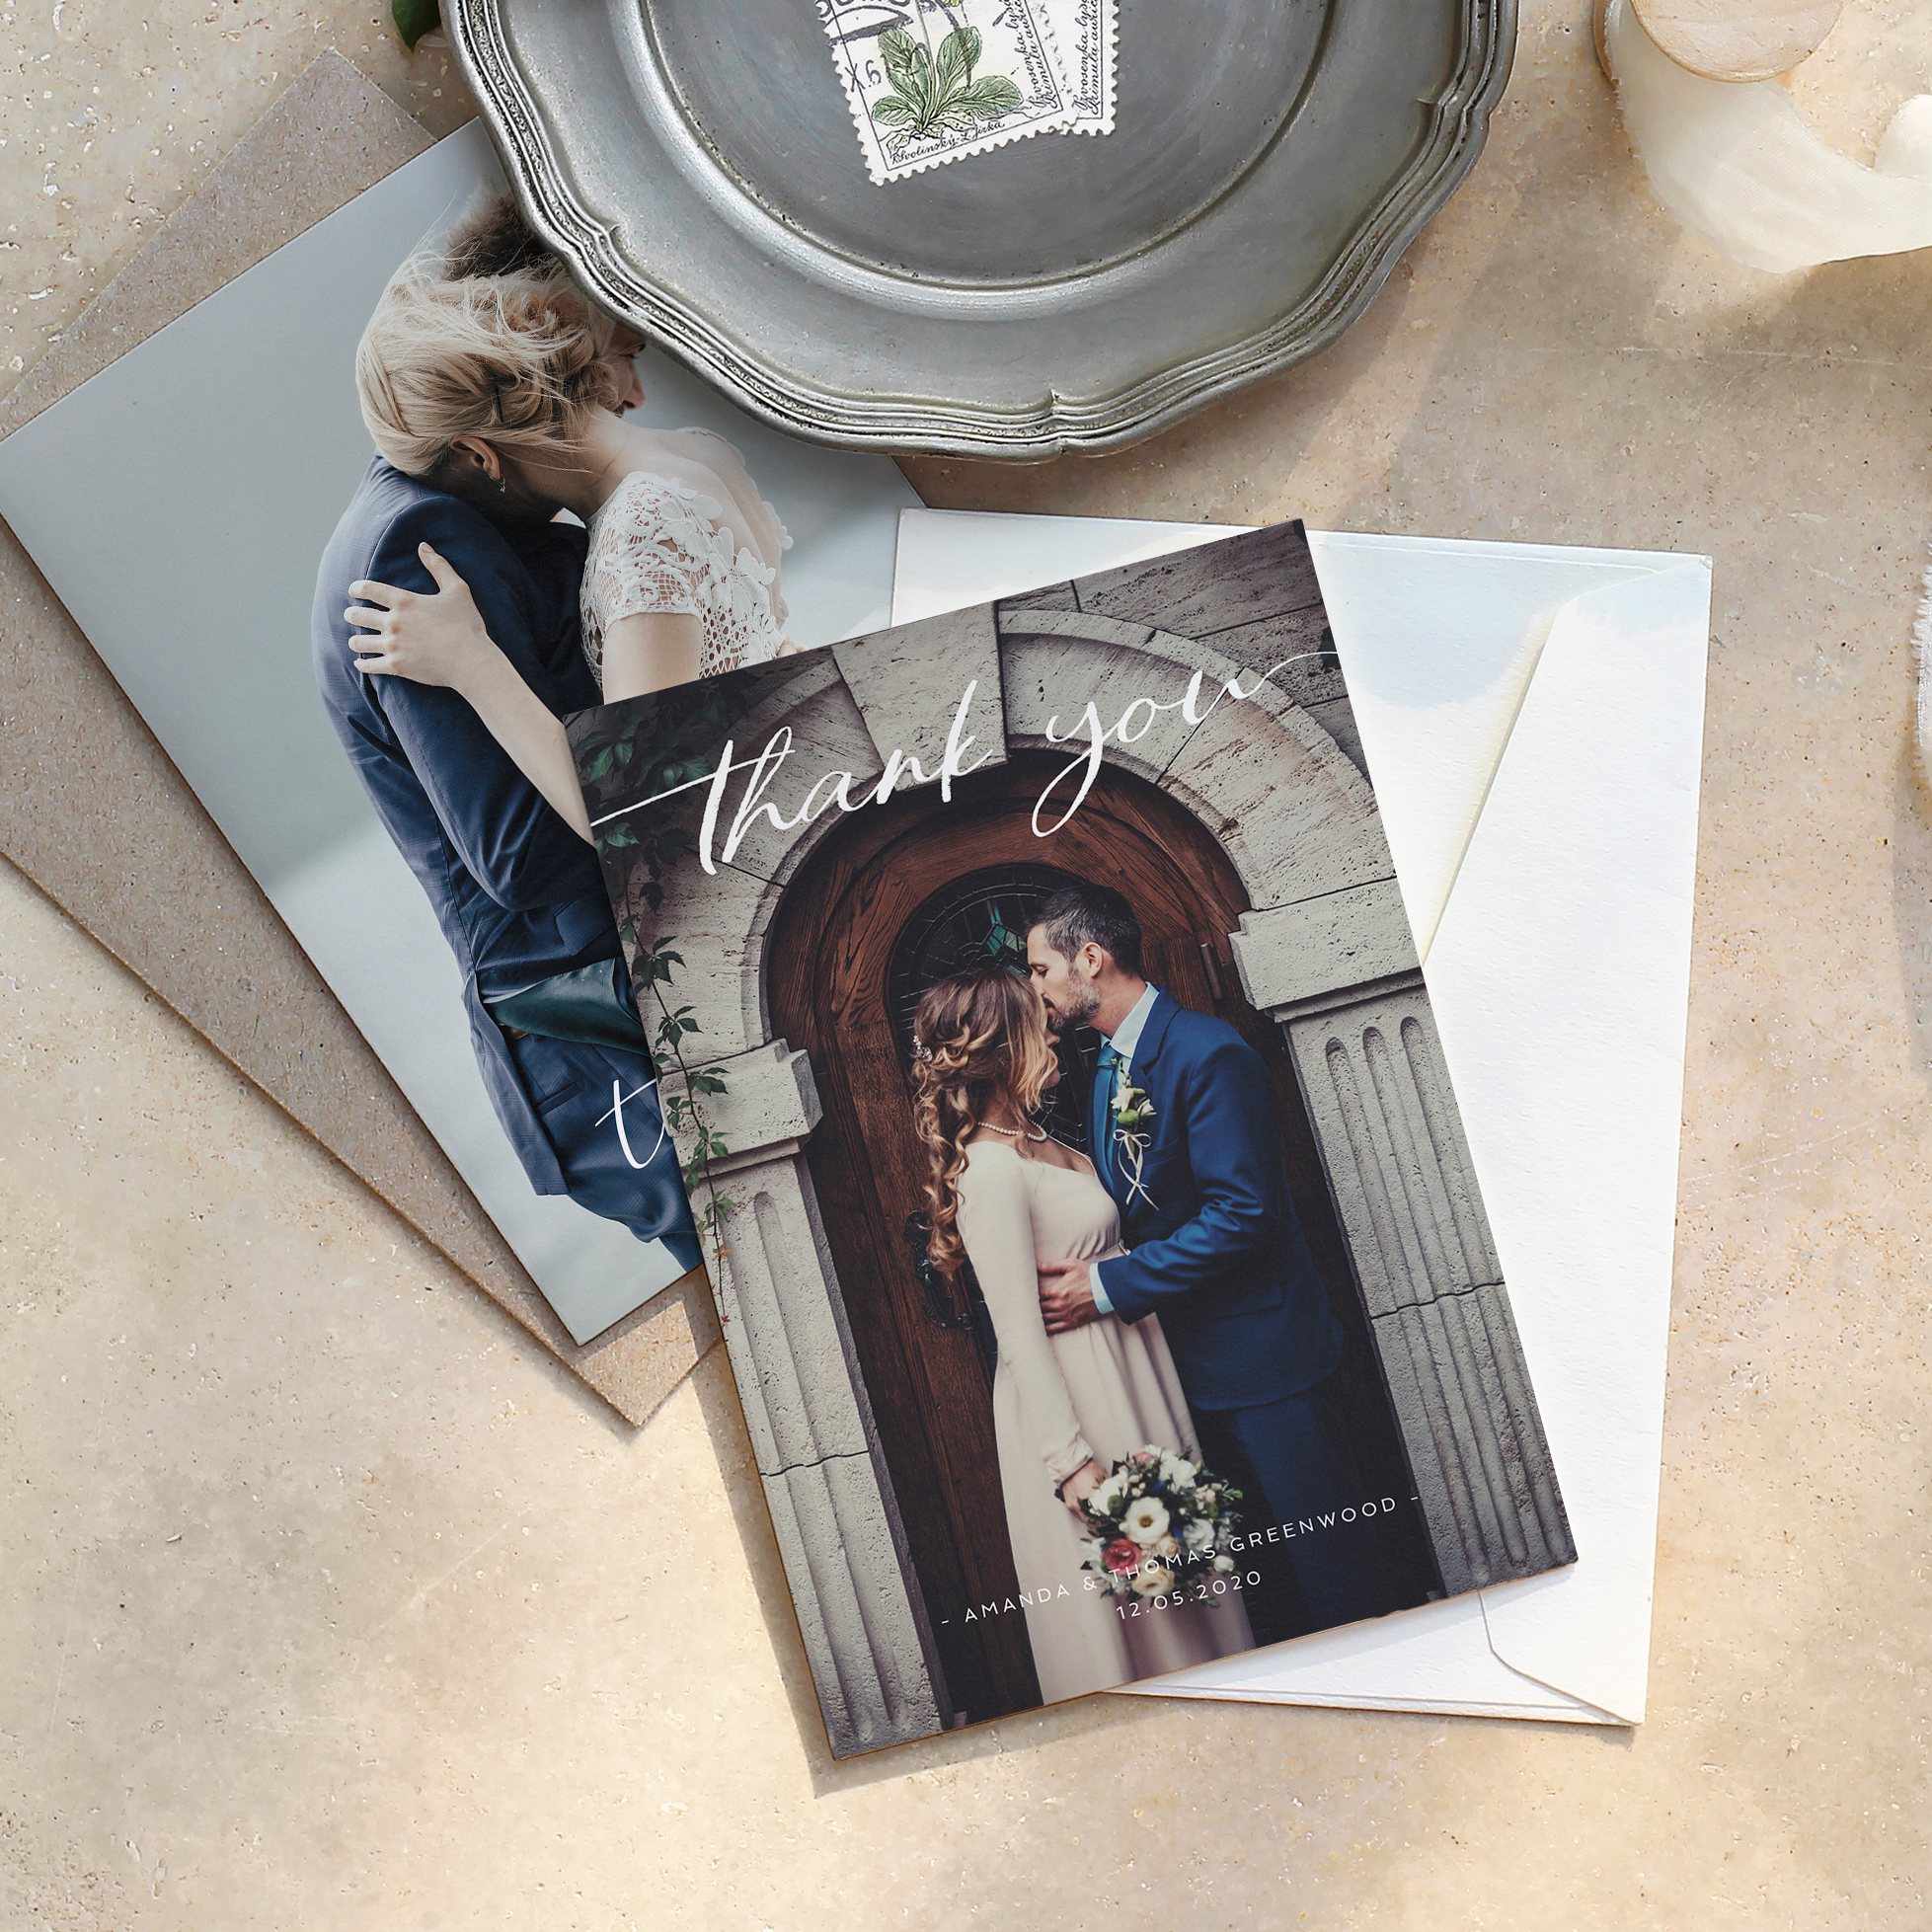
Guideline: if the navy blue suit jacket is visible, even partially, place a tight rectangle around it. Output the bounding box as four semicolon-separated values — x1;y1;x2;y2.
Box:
311;459;617;1197
1092;989;1344;1412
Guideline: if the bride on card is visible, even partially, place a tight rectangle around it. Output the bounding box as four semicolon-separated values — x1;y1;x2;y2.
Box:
338;201;795;844
907;967;1254;1701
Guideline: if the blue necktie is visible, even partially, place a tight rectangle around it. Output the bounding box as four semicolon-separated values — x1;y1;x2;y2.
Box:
1092;1042;1119;1193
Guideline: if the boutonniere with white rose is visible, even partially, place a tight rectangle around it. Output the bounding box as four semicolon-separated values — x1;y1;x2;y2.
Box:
1111;1076;1157;1208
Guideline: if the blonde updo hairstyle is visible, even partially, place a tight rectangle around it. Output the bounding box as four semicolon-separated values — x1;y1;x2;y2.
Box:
909;968;1059;1282
354;252;620;484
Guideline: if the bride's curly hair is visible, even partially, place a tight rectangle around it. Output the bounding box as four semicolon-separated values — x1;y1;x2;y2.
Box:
909;968;1058;1282
354;248;620;481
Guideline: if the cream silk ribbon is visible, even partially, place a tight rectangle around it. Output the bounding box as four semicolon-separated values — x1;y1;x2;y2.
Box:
1603;0;1932;274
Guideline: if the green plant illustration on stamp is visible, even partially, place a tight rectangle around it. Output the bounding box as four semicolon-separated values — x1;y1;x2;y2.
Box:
870;24;1024;156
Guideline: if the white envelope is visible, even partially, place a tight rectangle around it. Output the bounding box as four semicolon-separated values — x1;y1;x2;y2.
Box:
892;508;1711;1726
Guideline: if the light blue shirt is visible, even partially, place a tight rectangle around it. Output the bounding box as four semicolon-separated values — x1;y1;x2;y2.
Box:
1088;983;1160;1316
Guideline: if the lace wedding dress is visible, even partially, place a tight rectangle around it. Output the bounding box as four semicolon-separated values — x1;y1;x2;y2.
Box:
953;1139;1256;1704
580;466;790;687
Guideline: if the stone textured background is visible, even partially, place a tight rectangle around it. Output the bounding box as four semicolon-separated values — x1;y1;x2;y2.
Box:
3;2;1930;1924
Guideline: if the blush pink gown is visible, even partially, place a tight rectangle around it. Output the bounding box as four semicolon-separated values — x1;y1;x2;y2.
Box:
953;1138;1256;1703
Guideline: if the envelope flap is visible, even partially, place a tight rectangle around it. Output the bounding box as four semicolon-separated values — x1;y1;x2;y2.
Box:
1311;537;1674;957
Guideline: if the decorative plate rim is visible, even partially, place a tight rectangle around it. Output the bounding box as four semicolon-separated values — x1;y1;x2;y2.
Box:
447;0;1517;461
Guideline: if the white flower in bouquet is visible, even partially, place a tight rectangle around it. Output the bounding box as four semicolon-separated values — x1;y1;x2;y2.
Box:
1154;1533;1181;1560
1159;1451;1197;1488
1184;1516;1215;1553
1122;1497;1170;1546
1133;1562;1176;1596
1212;1554;1236;1573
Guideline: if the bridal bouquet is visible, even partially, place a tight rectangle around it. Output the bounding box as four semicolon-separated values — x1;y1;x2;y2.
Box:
1076;1445;1244;1601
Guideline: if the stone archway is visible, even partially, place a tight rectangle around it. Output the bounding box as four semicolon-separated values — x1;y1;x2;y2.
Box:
648;594;1571;1755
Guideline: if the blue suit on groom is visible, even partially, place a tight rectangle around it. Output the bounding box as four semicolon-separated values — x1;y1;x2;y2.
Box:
1089;987;1378;1637
311;458;698;1275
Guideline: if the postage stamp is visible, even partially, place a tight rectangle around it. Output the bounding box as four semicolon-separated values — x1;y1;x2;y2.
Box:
817;0;1080;185
1042;0;1116;135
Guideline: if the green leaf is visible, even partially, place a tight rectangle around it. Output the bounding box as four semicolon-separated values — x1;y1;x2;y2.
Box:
955;74;1022;119
878;25;921;90
936;25;978;91
391;0;440;48
870;94;916;128
640;942;684;983
895;44;940;125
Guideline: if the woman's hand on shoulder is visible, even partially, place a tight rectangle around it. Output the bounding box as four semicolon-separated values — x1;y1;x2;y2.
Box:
348;543;501;695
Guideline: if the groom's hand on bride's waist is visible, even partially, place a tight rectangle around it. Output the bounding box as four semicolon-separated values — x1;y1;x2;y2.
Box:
1039;1262;1101;1336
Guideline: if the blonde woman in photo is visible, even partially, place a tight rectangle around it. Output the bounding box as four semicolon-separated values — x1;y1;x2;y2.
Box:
309;199;777;1273
908;968;1254;1704
340;203;794;844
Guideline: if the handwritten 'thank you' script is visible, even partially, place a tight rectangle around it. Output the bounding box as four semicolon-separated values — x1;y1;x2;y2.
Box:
588;653;1317;872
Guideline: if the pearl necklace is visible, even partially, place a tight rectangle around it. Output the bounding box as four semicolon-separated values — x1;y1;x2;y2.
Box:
980;1120;1047;1142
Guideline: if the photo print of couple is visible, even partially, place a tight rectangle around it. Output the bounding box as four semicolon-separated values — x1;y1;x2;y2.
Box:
295;169;916;1352
569;520;1577;1757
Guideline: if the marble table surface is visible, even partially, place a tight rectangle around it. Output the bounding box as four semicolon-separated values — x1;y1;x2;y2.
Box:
2;2;1927;1924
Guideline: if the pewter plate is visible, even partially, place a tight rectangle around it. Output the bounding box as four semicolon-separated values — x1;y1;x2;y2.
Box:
449;0;1514;458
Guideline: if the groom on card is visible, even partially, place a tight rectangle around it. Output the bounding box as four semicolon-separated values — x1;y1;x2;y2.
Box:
309;203;700;1277
1026;882;1377;1642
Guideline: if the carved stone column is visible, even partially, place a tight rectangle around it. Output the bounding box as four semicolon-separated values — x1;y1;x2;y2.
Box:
1233;885;1575;1594
675;1043;945;1754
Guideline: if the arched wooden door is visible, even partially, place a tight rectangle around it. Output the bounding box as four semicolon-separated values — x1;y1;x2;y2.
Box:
767;751;1430;1726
